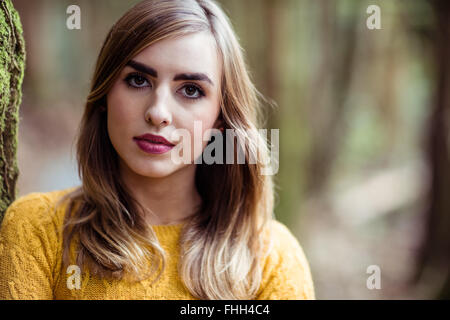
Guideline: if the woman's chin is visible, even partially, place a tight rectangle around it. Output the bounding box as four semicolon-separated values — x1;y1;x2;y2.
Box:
132;163;182;179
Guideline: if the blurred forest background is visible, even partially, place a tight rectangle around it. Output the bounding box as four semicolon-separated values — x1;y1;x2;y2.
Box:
9;0;450;299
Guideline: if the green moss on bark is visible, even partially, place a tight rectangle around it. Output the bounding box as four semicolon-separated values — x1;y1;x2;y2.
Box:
0;0;25;221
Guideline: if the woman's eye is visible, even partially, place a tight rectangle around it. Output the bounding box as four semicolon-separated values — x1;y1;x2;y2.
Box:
125;73;150;89
181;84;205;99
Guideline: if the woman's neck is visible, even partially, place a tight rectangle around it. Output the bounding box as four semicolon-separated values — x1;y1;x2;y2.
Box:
119;161;201;226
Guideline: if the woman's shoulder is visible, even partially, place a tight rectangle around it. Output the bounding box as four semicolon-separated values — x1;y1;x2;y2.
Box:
262;219;307;255
267;219;301;245
257;219;315;299
262;219;310;262
0;186;80;241
0;186;79;299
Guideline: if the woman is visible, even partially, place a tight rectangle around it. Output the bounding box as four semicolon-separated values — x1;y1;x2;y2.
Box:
0;0;315;300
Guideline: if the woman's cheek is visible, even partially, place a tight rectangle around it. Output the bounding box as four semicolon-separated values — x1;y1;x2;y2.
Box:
109;92;138;128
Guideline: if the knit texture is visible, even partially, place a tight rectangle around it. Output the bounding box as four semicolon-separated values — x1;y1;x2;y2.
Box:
0;187;315;300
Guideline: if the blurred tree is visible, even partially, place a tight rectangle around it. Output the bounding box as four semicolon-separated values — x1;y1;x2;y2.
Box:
415;0;450;299
305;0;361;195
0;0;25;221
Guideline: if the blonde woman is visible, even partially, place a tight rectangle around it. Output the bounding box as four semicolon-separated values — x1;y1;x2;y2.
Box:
0;0;315;300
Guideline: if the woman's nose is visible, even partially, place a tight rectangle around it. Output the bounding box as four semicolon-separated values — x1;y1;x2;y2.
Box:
144;87;172;127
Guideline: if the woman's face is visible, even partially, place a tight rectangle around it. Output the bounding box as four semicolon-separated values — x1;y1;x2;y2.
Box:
106;32;222;179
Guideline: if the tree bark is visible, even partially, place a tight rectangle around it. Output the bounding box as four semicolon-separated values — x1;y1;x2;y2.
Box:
0;0;25;221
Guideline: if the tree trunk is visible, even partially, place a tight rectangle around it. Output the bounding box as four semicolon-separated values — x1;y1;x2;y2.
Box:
305;0;360;195
414;0;450;299
0;0;25;221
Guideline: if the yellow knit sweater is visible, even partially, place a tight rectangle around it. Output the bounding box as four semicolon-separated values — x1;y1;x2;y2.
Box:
0;187;315;300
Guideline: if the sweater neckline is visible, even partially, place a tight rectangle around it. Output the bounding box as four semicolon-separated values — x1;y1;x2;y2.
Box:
151;223;184;230
150;223;184;242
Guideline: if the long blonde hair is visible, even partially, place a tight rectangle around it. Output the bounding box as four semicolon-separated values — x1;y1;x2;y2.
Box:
58;0;275;299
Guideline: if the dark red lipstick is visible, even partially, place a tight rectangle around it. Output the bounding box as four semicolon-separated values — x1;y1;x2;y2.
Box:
133;133;175;154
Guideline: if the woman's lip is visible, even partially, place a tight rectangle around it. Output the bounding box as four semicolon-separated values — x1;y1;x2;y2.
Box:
133;138;174;154
134;133;174;146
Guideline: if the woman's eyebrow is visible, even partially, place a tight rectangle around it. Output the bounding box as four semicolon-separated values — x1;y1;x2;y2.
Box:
126;60;157;77
126;60;214;87
173;73;214;86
